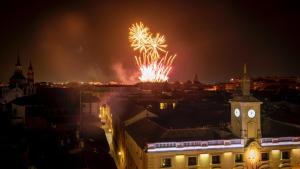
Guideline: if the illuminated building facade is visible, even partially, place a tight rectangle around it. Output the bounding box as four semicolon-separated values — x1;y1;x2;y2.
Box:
102;65;300;169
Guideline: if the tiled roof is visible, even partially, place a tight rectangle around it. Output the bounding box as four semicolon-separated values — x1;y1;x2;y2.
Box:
262;118;300;138
126;118;237;148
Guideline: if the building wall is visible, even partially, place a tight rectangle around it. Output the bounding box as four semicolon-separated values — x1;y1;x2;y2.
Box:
11;103;25;125
262;147;300;169
125;132;145;169
145;149;245;169
82;102;99;116
110;114;127;169
291;148;300;167
142;146;300;169
230;101;262;139
269;149;281;168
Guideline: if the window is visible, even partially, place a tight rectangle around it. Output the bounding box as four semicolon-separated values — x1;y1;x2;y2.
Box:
281;151;290;160
212;155;220;164
187;156;197;166
235;154;243;163
160;103;167;110
261;152;269;161
161;158;171;168
172;102;176;109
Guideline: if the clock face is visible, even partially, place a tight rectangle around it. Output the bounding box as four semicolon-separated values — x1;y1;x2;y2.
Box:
234;108;240;117
248;109;256;118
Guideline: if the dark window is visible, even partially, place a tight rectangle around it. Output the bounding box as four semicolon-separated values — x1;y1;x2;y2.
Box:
188;156;197;166
161;158;171;168
261;153;269;161
212;155;220;164
281;151;290;160
235;154;243;163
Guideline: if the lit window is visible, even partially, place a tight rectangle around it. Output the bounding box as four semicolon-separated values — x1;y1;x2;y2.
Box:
161;158;172;168
187;156;197;166
212;155;220;164
160;103;167;110
281;151;290;160
235;154;243;163
172;102;176;109
248;150;257;160
261;152;269;161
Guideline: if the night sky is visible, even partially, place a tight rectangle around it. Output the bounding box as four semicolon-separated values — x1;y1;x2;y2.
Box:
0;0;299;83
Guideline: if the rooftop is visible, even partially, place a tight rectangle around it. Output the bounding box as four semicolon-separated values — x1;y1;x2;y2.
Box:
110;90;300;149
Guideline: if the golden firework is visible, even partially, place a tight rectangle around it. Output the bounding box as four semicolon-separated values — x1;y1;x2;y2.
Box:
129;22;176;82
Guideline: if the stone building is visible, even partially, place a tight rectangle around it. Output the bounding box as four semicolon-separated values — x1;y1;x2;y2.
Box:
102;65;300;169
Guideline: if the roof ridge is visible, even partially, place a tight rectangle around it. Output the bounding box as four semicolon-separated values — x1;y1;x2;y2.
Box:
164;126;211;131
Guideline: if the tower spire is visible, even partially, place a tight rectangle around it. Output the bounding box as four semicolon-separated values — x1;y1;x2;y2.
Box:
15;50;22;72
29;59;33;70
26;59;35;95
9;49;26;89
241;63;250;96
16;50;21;66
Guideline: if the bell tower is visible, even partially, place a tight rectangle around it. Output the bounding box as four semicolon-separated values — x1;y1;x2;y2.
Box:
229;64;262;141
16;52;22;72
27;60;34;84
26;59;35;95
9;50;27;89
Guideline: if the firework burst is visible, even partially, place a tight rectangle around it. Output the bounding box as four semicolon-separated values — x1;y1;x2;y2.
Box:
129;22;176;82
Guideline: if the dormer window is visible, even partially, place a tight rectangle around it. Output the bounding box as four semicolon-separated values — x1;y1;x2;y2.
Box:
160;103;167;110
172;102;176;109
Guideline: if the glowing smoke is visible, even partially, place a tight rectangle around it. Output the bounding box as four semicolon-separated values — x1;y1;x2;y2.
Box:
112;63;139;84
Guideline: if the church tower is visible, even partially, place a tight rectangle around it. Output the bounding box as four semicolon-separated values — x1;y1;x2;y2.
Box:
9;51;27;89
27;60;34;84
16;53;22;72
26;59;35;95
229;64;262;141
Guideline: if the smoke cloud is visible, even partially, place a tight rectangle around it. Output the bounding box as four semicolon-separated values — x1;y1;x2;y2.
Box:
112;63;139;84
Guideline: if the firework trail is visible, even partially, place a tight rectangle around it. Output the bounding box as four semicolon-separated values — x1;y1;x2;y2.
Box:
129;22;176;82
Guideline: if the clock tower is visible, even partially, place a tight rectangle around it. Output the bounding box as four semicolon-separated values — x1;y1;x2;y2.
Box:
230;64;262;141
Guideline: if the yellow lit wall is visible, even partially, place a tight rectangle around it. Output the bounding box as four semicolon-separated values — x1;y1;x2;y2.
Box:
270;150;280;168
222;152;233;169
199;154;209;169
291;149;300;167
175;155;185;168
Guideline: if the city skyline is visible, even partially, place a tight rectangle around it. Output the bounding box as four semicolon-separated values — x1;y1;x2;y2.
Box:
0;1;299;83
1;1;300;169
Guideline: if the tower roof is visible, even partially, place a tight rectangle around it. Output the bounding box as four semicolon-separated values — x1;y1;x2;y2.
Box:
241;63;250;96
16;50;21;66
28;59;33;70
9;50;26;88
193;73;199;83
231;64;261;102
243;63;247;74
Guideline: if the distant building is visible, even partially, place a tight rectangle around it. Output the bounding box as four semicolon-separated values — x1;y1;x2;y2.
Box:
1;52;36;104
81;93;100;117
80;92;101;130
0;87;23;104
103;64;300;169
26;60;35;95
193;74;200;84
9;53;27;89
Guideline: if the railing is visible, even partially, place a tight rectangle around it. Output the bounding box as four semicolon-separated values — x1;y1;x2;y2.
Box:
261;137;300;146
147;139;244;152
